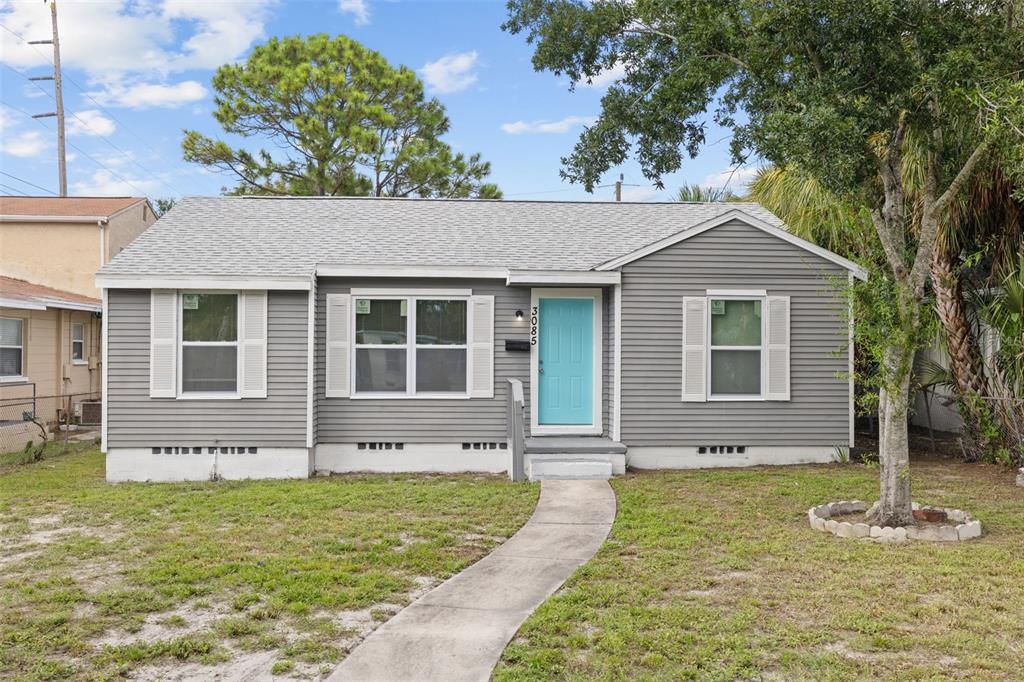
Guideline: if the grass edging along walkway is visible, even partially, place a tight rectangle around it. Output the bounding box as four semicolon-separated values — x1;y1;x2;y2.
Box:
0;448;539;681
495;460;1024;681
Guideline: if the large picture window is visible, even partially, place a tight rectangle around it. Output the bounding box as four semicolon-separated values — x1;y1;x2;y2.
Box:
0;317;24;379
180;293;238;394
709;298;763;397
354;296;467;396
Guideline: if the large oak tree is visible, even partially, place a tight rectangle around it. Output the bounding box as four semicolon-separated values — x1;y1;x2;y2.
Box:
183;34;500;198
505;0;1024;525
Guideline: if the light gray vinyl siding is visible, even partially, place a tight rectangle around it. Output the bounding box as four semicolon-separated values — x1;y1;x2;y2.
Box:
106;289;309;448
315;279;615;443
316;278;532;443
604;289;613;435
620;219;850;447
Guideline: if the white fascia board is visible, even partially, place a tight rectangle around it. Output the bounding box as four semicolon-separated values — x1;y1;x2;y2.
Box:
594;209;869;281
95;274;313;290
0;297;100;312
0;215;109;224
0;298;47;311
317;264;508;279
506;270;621;286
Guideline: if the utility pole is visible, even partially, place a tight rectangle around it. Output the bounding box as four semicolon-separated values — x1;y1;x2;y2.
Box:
29;0;67;196
614;173;623;202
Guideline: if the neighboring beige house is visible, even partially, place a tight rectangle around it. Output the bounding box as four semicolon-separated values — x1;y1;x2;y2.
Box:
1;277;103;451
0;196;155;452
0;196;157;298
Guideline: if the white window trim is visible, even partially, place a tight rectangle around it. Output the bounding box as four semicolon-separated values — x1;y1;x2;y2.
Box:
349;294;472;400
530;287;604;436
707;294;767;402
71;321;86;364
0;316;27;382
176;290;242;400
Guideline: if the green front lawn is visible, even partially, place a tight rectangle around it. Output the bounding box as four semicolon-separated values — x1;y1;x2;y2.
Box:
496;459;1024;681
0;449;539;681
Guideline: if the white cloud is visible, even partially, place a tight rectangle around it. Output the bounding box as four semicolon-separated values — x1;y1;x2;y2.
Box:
0;108;16;132
71;168;162;196
67;109;116;137
338;0;370;25
2;130;49;157
619;186;661;202
576;63;626;89
501;115;596;135
420;51;479;94
88;80;207;109
702;165;761;191
0;0;270;108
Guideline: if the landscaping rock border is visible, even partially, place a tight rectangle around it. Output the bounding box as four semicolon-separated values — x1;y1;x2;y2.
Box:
808;500;981;543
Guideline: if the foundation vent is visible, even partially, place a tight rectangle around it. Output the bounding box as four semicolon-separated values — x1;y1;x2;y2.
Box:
697;446;746;455
151;446;258;455
357;442;404;451
461;442;507;450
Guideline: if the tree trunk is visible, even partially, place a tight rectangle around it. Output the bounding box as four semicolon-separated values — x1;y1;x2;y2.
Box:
931;246;989;397
870;345;916;527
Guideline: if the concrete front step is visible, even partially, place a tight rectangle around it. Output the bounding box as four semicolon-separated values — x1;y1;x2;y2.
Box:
528;455;616;481
525;436;627;455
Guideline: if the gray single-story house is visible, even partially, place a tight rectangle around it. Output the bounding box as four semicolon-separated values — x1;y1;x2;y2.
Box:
96;197;866;482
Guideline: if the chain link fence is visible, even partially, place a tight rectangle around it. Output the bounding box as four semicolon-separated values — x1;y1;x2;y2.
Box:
0;384;101;455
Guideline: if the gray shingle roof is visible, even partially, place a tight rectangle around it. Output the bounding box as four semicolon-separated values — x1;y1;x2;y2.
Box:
99;196;785;277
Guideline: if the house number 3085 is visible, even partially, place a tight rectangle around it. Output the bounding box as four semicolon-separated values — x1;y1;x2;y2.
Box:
530;306;538;346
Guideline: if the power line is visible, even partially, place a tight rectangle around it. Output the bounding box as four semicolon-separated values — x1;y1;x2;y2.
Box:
0;183;29;195
3;63;183;197
0;170;58;195
1;23;185;196
0;22;178;176
2;101;152;196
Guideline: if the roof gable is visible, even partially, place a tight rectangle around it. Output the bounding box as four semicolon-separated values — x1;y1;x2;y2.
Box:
594;209;868;280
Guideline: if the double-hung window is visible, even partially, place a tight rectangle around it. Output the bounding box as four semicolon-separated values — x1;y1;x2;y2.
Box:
71;322;85;363
709;297;763;398
180;293;239;395
353;296;468;396
0;317;24;379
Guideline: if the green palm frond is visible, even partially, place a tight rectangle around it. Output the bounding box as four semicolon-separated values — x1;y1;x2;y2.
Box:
675;184;742;202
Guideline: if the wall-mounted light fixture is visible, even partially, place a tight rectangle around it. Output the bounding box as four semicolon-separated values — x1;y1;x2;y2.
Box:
515;309;524;321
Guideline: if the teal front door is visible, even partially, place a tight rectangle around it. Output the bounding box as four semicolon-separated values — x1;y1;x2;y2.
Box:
538;298;594;425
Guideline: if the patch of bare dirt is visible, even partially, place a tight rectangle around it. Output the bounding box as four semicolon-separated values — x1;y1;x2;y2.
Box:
823;641;959;668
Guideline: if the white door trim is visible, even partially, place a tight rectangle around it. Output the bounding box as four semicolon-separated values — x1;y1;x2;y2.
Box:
530;287;603;436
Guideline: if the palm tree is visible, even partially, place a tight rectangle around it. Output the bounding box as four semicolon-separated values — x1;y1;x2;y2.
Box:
750;162;1023;459
675;184;742;202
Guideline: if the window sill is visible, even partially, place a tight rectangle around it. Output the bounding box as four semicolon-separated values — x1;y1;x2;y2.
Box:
72;360;88;366
175;393;242;400
348;392;471;400
707;395;765;402
0;376;29;384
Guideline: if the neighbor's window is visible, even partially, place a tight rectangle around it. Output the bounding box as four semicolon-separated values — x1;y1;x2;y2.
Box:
709;298;762;397
0;317;24;378
71;322;85;362
181;293;238;394
354;297;467;395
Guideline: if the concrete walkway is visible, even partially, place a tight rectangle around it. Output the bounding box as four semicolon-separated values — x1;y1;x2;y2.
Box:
328;479;616;682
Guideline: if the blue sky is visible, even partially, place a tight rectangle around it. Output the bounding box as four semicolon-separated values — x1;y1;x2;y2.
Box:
0;0;753;202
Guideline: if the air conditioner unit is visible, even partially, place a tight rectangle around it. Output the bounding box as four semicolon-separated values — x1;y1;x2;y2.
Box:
80;401;102;425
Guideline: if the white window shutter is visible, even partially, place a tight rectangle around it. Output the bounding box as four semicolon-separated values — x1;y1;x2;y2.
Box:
681;297;707;402
239;291;268;398
469;295;495;398
765;296;791;401
149;290;177;398
325;294;351;398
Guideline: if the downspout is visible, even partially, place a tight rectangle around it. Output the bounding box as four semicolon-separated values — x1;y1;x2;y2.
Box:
97;218;108;267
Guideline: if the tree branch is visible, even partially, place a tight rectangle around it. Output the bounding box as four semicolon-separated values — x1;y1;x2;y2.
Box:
933;137;993;217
